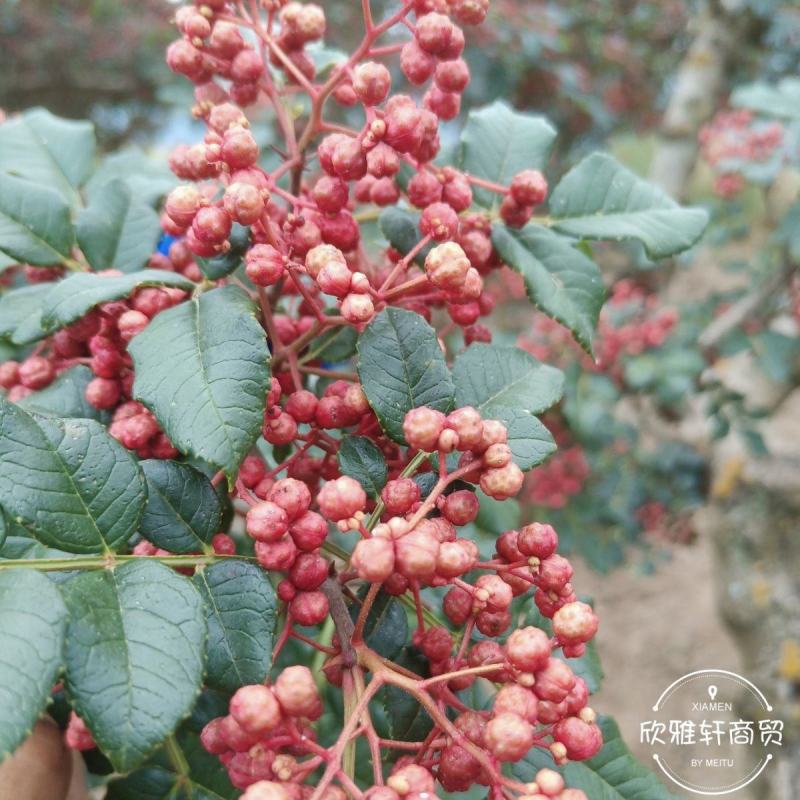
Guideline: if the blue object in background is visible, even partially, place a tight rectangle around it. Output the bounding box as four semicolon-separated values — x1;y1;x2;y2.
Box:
157;233;178;256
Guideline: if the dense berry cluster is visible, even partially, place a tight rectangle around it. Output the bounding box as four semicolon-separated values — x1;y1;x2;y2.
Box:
521;279;678;382
699;108;784;198
0;0;610;796
198;401;601;795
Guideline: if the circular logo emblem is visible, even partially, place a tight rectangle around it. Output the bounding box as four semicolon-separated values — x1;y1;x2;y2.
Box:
640;669;782;795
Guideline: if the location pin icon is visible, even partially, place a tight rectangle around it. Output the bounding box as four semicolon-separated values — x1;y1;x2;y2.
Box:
708;685;718;701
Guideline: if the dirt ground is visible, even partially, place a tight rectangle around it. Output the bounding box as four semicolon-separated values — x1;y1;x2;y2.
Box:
575;533;759;798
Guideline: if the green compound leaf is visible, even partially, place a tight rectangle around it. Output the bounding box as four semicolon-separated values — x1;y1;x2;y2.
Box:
86;148;176;209
350;589;408;660
0;173;75;266
549;153;709;259
0;283;52;345
0;569;67;760
139;460;222;554
129;286;271;480
731;77;800;120
379;207;430;265
41;269;193;333
512;716;680;800
453;344;563;470
305;324;359;364
194;560;277;692
0;108;96;205
63;560;206;773
0;399;146;553
197;223;250;280
76;179;165;273
492;224;605;354
459;101;557;208
105;732;237;800
17;366;108;422
338;435;388;498
357;307;455;444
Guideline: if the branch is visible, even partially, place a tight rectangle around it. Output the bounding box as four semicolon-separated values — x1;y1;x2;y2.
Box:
321;576;357;667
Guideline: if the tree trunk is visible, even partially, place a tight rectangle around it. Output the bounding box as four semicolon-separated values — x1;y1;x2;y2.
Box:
649;0;758;199
697;454;800;800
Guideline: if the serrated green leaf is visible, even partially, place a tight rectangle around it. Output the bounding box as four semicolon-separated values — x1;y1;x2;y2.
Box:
731;77;800;120
86;148;176;209
139;460;222;554
104;768;175;800
0;535;74;562
198;224;250;280
549;153;708;259
0;569;67;760
129;286;270;480
350;589;408;660
564;717;679;799
0;108;96;204
16;365;107;421
377;649;433;743
0;283;52;344
453;344;562;469
194;560;277;692
338;436;388;498
492;224;605;353
306;324;358;363
76;179;164;273
106;731;237;800
459;101;557;208
63;560;206;773
0;399;146;553
41;269;193;333
379;208;430;265
0;173;75;266
357;308;454;444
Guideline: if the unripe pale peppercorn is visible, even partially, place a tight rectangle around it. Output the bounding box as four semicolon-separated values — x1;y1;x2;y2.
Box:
553;716;603;761
420;202;459;241
240;781;291;800
351;537;396;582
341;292;375;323
480;462;524;499
493;684;539;724
246;501;290;543
381;478;421;515
221;125;259;169
400;39;437;85
485;711;534;761
424;242;471;290
535;768;565;796
506;625;552;672
394;528;440;581
317;476;367;522
534;658;576;703
403;407;447;451
229;684;282;735
510;169;549;206
552;600;599;645
223;182;265;225
273;665;320;718
415;12;455;55
518;522;559;559
352;61;392;106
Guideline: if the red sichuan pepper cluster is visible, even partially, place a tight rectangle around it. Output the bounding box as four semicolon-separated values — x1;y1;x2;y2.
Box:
0;0;607;797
